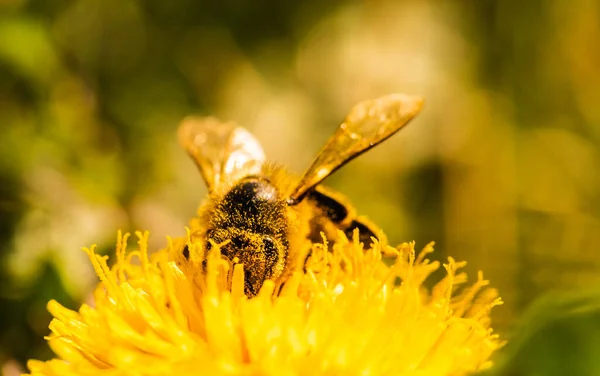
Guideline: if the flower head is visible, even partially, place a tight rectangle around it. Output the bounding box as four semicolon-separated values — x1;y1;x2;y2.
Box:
26;230;502;375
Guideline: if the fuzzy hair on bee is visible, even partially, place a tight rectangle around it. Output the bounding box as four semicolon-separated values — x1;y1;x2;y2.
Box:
176;94;423;297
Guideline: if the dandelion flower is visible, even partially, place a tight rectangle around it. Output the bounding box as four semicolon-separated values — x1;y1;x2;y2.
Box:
26;230;503;376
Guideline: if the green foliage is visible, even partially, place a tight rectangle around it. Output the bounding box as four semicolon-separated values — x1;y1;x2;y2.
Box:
485;288;600;376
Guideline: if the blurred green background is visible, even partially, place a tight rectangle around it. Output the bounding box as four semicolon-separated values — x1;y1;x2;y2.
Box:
2;0;600;374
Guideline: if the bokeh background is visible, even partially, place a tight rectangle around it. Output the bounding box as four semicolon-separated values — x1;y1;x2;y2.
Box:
2;0;600;374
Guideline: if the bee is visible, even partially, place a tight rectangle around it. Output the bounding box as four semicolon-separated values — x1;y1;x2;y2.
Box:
178;94;423;297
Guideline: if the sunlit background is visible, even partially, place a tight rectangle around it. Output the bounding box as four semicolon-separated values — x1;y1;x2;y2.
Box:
2;0;600;374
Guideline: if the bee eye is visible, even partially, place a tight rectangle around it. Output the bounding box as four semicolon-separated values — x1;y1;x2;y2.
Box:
182;245;190;260
263;237;278;260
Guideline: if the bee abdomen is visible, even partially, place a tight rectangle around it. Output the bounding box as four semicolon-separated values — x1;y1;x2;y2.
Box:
343;219;379;246
306;188;350;224
307;187;381;247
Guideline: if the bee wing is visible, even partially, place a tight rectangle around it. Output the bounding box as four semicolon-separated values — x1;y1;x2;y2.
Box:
178;117;265;192
288;93;424;204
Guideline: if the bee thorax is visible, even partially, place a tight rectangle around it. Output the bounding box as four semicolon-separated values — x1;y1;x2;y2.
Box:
213;178;288;237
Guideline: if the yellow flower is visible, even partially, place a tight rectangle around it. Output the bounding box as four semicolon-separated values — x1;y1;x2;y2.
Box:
26;230;502;376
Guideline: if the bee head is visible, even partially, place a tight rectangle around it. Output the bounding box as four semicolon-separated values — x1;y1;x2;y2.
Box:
206;228;287;297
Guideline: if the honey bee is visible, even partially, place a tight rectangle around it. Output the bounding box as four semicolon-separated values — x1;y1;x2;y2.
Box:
178;94;423;297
